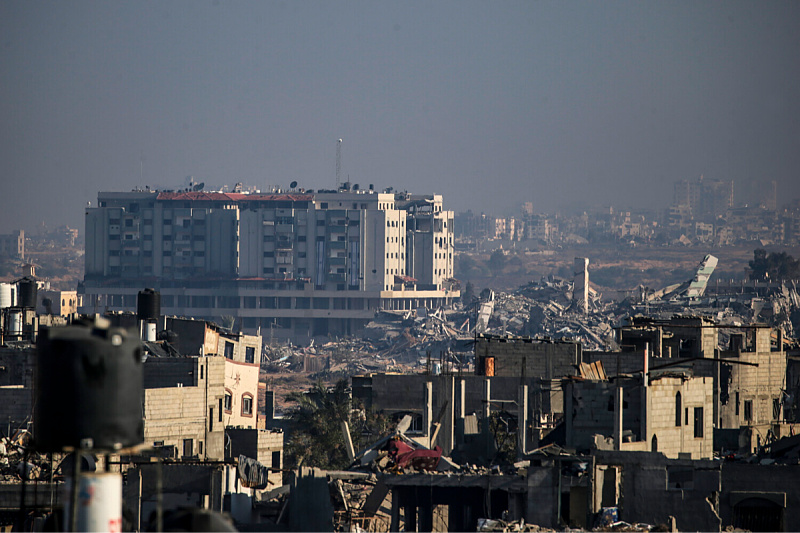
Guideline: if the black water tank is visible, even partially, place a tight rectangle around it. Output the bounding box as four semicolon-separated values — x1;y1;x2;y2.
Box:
137;288;161;321
17;277;37;308
35;322;144;452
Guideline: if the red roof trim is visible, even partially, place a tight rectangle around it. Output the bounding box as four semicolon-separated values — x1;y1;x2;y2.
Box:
156;192;313;202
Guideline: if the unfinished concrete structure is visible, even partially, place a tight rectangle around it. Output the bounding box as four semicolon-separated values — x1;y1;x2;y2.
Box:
585;315;788;440
565;374;714;459
353;373;562;456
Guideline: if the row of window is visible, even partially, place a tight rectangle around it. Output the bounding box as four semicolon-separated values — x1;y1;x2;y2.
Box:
224;390;254;417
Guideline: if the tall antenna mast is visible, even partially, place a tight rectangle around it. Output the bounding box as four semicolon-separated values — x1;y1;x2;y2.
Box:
336;139;342;189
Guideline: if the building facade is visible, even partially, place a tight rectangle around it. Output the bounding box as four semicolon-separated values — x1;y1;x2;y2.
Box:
81;189;458;341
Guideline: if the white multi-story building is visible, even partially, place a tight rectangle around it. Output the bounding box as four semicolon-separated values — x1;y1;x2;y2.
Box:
81;187;458;341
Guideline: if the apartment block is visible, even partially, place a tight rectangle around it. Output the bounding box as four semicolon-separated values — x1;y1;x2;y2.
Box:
81;189;458;342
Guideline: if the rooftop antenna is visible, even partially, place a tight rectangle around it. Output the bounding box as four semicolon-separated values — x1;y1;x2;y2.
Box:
336;139;343;189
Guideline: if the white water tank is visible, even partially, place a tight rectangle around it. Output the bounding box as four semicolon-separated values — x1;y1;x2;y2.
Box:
0;283;13;309
8;310;22;337
63;472;122;532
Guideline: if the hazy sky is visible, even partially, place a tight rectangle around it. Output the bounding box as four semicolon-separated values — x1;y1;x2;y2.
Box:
2;1;799;233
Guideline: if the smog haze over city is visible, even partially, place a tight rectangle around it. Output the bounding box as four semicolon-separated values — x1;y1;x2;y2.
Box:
1;1;799;233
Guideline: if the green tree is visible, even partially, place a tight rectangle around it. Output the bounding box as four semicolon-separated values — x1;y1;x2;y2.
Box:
462;281;476;304
749;249;800;281
285;379;390;470
488;249;507;274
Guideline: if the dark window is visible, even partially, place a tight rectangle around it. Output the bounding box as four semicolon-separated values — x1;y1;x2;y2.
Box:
183;438;193;457
316;220;325;226
735;392;740;416
125;219;133;227
224;391;232;412
744;400;753;422
245;346;255;364
272;451;280;469
224;342;234;359
694;407;704;438
209;408;214;432
218;399;223;421
675;392;682;427
774;398;781;420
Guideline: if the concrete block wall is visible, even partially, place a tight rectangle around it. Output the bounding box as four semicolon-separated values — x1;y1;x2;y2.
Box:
258;430;284;486
0;387;33;433
143;358;198;389
585;350;650;376
0;348;34;432
646;376;714;459
720;463;800;531
593;451;722;531
476;337;581;379
143;386;207;456
718;349;786;427
0;348;34;387
565;380;642;451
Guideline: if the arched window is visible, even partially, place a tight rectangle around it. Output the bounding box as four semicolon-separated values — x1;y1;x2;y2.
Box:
224;389;233;413
675;392;682;427
241;393;254;417
651;434;658;452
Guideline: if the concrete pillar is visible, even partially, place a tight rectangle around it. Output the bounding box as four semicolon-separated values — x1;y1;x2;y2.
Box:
484;378;493;458
424;382;433;441
404;496;417;532
390;491;401;532
443;375;455;454
614;386;623;450
518;385;528;458
456;379;466;446
641;343;649;444
418;490;433;533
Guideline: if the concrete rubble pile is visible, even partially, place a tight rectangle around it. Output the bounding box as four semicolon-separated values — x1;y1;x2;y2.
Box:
261;305;476;377
470;280;620;352
0;430;52;484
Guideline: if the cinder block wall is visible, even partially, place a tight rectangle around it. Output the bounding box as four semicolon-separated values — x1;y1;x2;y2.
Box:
477;337;581;379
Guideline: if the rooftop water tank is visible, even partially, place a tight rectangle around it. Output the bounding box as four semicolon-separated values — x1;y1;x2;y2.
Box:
17;277;37;308
35;321;144;452
137;288;161;321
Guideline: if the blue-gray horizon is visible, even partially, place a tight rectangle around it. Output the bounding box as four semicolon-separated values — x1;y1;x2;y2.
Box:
1;0;798;233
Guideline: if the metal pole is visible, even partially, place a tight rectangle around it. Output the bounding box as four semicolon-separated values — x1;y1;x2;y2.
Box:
70;451;81;532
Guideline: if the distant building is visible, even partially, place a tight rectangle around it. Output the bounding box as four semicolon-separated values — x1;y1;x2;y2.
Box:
36;289;80;316
672;175;734;222
81;189;458;342
0;230;24;259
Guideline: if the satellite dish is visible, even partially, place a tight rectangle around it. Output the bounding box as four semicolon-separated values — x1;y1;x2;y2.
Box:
290;181;298;189
193;182;205;191
353;184;360;191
